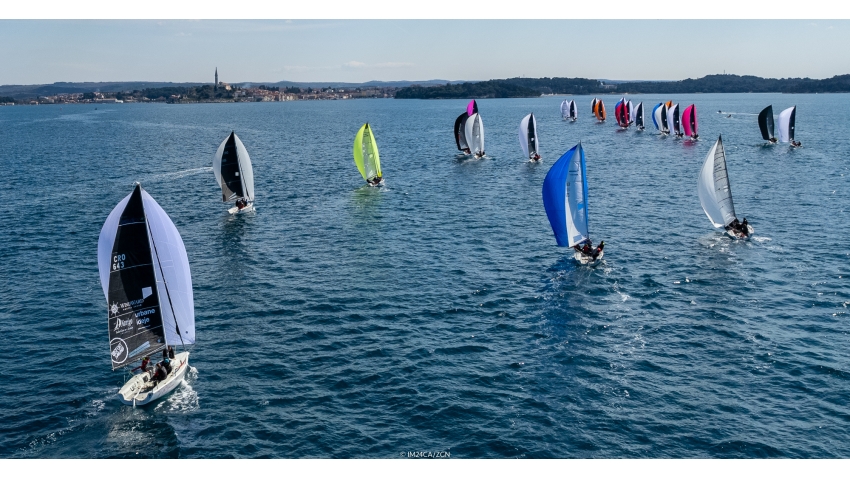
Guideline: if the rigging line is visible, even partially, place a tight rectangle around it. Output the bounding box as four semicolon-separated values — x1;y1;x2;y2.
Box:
145;213;187;352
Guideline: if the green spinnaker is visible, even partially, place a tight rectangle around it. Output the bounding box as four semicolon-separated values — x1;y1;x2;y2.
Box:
353;123;381;182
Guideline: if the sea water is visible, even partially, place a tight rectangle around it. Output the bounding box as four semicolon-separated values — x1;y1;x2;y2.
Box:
0;94;848;457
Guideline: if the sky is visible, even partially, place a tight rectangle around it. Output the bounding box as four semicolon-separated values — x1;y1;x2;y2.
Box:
1;20;849;85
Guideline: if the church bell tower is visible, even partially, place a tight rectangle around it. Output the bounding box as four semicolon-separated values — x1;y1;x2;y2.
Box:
214;67;218;92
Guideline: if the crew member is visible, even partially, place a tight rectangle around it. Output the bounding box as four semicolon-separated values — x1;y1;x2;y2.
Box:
132;356;150;374
592;241;605;260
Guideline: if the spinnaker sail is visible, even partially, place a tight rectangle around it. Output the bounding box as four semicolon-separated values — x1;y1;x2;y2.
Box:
354;123;382;182
594;99;606;121
682;104;698;138
615;99;629;127
633;102;644;129
569;100;577;120
591;98;599;114
758;105;776;141
560;100;570;120
652;103;669;133
542;143;590;247
778;106;796;143
213;131;255;203
698;136;738;228
454;112;470;151
465;113;485;156
519;113;539;159
667;103;681;136
467;99;479;117
98;183;195;370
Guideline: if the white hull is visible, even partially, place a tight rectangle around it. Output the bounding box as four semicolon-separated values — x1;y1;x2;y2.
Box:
574;250;604;265
118;352;190;406
228;202;255;215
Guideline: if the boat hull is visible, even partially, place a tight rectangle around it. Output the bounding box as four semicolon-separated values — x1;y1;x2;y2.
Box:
726;225;754;240
574;250;604;265
228;202;255;215
117;352;190;406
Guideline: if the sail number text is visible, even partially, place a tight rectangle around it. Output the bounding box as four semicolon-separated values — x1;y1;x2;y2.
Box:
112;254;126;270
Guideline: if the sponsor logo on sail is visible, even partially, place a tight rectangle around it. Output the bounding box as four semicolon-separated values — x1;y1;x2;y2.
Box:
110;338;128;363
110;302;119;316
113;316;134;333
142;287;152;299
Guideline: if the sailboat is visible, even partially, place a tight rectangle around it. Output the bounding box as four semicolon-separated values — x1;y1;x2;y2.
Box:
594;99;606;122
758;105;777;143
454;112;471;154
632;102;645;130
354;123;383;185
213;131;255;214
698;136;753;239
682;104;698;140
652;103;669;134
561;99;577;121
591;97;599;114
627;100;635;125
542;143;604;265
614;98;630;128
465;112;485;158
519;113;540;161
778;106;800;146
667;103;683;137
98;183;195;406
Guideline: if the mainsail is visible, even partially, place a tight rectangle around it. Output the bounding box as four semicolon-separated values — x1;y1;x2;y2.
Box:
467;99;479;117
454;112;470;151
698;136;738;228
465;113;485;156
519;113;539;158
758;105;776;141
778;106;796;143
98;183;195;370
213;131;255;203
682;104;698;137
667;103;681;135
542;143;589;247
353;123;382;182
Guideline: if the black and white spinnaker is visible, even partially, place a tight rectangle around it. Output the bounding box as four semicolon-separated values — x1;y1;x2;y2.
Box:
697;136;753;239
519;113;540;161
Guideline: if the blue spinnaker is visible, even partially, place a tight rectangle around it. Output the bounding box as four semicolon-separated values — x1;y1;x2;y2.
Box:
542;143;589;247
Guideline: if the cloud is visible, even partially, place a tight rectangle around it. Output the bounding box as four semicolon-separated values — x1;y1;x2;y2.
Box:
343;61;366;68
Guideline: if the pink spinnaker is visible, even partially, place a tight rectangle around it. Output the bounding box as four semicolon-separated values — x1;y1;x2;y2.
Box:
467;100;478;117
683;104;698;136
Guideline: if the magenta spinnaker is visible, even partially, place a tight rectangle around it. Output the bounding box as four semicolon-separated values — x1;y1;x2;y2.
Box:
683;104;698;137
467;99;478;117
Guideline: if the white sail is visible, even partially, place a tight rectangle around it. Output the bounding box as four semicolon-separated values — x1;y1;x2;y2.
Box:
518;113;538;158
698;136;738;228
667;103;679;135
213;132;255;202
569;100;577;119
628;101;635;123
519;114;531;157
560;100;569;119
653;104;668;133
465;113;485;155
778;106;796;143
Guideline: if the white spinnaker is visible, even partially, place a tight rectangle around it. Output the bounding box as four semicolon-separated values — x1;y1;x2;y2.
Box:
698;137;737;228
98;193;132;300
667;104;678;134
628;101;635;123
519;114;531;158
233;134;255;201
142;190;196;346
653;105;664;132
213;133;255;202
778;106;795;143
465;113;485;154
566;146;589;246
560;100;569;119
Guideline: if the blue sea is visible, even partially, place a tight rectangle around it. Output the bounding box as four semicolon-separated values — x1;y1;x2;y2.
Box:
0;94;848;458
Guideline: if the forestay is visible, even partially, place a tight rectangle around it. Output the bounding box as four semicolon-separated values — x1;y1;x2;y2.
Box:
98;184;195;370
353;123;382;181
213;132;255;202
698;136;738;228
519;113;539;158
542;143;589;247
778;106;796;143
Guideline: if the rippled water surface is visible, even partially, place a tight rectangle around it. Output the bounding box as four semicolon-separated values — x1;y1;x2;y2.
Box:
1;95;848;458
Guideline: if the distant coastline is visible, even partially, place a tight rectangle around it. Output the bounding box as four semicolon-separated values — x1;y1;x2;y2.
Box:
3;74;850;105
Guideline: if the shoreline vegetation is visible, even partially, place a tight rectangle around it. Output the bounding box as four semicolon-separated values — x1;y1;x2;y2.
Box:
2;74;850;105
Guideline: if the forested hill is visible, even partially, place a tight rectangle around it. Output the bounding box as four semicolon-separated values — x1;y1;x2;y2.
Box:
395;74;850;98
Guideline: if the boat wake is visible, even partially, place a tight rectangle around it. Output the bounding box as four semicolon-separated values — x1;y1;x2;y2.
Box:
143;166;212;184
154;366;199;413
